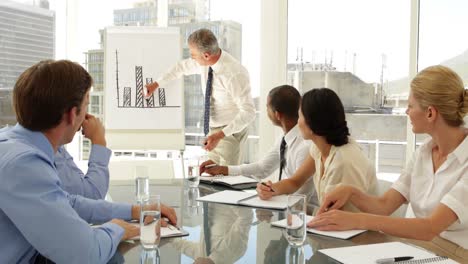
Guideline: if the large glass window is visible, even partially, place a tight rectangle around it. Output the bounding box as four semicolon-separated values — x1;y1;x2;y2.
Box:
417;0;468;144
12;0;260;162
288;0;411;180
0;0;56;127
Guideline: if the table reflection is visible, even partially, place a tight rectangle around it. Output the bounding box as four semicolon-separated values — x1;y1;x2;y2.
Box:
169;203;253;264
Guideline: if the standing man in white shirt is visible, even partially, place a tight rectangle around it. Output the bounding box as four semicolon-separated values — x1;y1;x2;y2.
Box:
200;85;317;206
145;28;255;166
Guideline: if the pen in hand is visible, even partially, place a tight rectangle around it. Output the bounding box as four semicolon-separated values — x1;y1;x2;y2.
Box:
261;182;275;193
375;256;413;264
205;164;217;169
163;217;179;230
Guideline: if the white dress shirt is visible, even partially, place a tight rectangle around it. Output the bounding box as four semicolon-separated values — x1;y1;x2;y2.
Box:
392;136;468;249
157;50;256;136
310;138;377;211
228;125;318;206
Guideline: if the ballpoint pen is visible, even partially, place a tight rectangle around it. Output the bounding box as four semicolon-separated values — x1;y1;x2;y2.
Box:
205;164;217;169
162;217;180;230
261;182;275;192
250;174;275;193
167;224;180;231
375;256;413;264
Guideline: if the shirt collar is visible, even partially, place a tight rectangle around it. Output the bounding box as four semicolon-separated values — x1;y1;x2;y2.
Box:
12;123;55;162
452;134;468;164
210;49;227;73
421;135;468;164
284;124;301;146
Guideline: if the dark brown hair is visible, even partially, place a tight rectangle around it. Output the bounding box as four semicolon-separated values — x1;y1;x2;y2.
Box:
301;88;350;146
268;85;301;120
13;60;92;131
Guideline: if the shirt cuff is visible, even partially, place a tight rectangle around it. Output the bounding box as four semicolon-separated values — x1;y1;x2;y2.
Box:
100;222;125;241
228;166;241;176
441;194;467;225
112;203;133;220
89;144;112;165
222;126;234;137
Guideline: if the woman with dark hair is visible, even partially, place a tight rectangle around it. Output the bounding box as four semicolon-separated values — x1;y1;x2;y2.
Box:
257;88;377;212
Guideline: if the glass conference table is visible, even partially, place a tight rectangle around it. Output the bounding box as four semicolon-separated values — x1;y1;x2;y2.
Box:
106;179;461;264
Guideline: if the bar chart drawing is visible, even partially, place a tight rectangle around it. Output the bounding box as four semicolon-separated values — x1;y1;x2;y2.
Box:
105;27;182;131
115;50;180;109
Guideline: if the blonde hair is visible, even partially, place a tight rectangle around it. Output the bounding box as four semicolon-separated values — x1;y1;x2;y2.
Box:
411;65;468;127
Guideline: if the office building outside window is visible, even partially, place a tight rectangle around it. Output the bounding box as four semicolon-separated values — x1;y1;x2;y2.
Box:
0;0;55;128
288;0;410;181
417;0;468;144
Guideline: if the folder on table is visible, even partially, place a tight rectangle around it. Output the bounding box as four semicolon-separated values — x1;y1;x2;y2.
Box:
271;215;366;239
129;223;189;240
196;190;301;210
199;175;258;190
319;241;458;264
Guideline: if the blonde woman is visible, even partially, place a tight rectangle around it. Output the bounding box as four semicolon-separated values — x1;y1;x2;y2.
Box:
309;65;468;261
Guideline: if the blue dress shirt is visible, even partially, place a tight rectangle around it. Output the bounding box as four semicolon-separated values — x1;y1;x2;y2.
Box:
0;124;132;264
55;145;110;199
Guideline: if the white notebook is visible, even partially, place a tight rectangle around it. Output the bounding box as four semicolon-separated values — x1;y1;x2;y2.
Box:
196;190;300;210
93;223;188;240
129;223;188;240
196;190;257;205
319;242;458;264
271;215;366;239
199;175;257;186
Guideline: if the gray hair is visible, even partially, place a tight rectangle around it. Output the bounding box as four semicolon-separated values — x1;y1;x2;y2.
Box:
188;28;220;55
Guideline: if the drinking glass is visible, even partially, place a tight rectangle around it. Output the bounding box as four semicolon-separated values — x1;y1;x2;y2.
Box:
286;245;305;264
135;166;149;203
140;195;161;250
139;248;160;264
284;194;307;247
186;154;208;187
186;187;202;215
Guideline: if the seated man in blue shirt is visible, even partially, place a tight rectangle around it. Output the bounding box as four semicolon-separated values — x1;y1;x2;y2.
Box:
55;113;110;200
0;60;177;264
0;113;110;200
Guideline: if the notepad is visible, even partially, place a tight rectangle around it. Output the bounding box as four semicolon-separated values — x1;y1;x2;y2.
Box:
240;195;302;210
196;190;257;205
129;223;189;240
199;175;258;189
196;190;300;210
397;256;457;263
271;215;366;239
319;242;458;264
93;223;188;240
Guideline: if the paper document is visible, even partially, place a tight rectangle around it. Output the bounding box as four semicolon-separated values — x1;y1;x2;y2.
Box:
271;215;366;239
129;223;188;240
240;194;301;210
199;175;257;186
197;190;301;210
319;241;458;264
196;190;257;205
93;223;188;240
